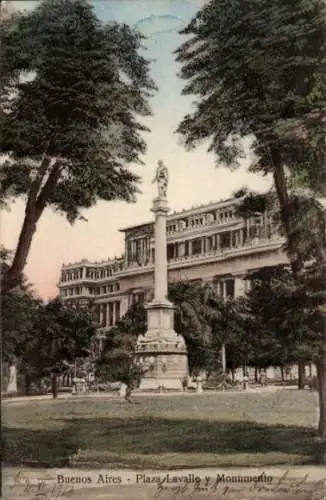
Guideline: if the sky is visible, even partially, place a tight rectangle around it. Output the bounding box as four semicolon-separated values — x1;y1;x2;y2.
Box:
2;0;272;299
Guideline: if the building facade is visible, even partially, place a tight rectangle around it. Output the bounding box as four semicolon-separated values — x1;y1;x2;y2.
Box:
58;197;287;346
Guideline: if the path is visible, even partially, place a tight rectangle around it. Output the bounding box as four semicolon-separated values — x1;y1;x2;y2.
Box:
2;385;298;404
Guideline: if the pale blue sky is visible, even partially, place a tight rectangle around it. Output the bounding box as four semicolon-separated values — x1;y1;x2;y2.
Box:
2;0;271;298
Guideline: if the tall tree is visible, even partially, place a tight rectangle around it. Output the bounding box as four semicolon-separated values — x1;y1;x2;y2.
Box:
24;298;96;398
176;0;326;435
245;265;323;383
0;0;156;292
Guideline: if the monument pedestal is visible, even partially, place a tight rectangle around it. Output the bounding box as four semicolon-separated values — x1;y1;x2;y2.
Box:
136;300;188;391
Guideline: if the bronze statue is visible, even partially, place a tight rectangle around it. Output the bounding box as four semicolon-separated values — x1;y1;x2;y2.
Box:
153;160;168;197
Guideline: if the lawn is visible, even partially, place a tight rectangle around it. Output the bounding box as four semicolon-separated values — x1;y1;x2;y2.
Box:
3;390;325;469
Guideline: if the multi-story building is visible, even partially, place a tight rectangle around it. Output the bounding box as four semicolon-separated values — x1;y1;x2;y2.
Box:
58;197;287;350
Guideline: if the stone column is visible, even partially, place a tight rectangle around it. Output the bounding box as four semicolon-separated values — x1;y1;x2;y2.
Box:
151;197;169;302
120;296;129;316
113;301;116;326
216;234;220;250
239;228;244;246
234;277;245;298
105;303;109;326
99;304;104;326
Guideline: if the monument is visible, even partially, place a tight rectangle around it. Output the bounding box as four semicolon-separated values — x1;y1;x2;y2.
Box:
135;161;189;390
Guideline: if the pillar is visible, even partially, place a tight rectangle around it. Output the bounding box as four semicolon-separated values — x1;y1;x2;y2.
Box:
105;303;109;326
151;197;169;302
113;301;116;326
99;304;104;326
239;228;244;246
120;296;129;316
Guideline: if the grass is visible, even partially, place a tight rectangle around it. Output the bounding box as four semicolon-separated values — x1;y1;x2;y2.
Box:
3;389;325;469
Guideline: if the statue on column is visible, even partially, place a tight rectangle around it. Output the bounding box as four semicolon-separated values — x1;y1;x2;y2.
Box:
153;160;168;198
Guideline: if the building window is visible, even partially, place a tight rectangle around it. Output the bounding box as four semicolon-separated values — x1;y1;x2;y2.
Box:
192;238;202;255
225;279;235;298
167;244;174;261
220;232;231;250
115;301;120;323
109;303;114;326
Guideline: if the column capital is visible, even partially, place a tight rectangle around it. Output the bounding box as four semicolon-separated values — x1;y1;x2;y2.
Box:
151;197;169;214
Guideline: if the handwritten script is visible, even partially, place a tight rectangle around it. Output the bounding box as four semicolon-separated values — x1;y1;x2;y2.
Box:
8;471;75;499
153;471;326;499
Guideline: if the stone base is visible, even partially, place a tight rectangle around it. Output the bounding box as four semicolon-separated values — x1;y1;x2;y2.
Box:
135;340;188;392
135;300;188;391
137;376;183;391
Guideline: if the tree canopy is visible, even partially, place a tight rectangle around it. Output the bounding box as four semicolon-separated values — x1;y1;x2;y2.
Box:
175;0;325;193
2;293;96;397
175;0;326;435
98;282;247;382
0;0;156;292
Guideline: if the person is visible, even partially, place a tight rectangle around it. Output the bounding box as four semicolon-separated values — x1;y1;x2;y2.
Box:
125;384;132;403
259;370;267;387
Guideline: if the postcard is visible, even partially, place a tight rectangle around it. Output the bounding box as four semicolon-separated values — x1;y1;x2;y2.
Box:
2;0;326;498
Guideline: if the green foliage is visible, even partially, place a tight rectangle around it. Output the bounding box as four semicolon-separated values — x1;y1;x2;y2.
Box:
233;189;326;264
97;282;248;380
2;292;41;365
96;302;146;387
1;0;156;218
2;293;96;385
176;0;326;193
169;282;225;374
213;296;249;372
29;298;95;377
245;265;325;367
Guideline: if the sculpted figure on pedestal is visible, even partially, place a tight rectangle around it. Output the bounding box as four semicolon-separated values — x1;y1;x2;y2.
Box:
152;160;169;198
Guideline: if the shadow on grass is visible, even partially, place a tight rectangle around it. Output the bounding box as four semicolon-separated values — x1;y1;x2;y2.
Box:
3;417;324;467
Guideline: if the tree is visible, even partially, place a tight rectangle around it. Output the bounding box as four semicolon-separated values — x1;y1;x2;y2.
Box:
97;282;238;383
245;265;324;385
14;298;96;398
0;0;156;293
2;287;41;369
176;0;326;435
169;282;224;375
1;245;39;393
96;302;146;390
213;296;249;377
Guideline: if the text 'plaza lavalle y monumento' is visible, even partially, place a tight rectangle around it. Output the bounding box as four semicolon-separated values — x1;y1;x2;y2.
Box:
58;196;286;352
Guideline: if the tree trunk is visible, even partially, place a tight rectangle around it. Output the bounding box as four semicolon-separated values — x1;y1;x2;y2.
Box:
1;159;61;294
272;153;302;279
271;154;326;435
317;354;326;438
2;213;38;293
51;373;58;399
280;366;285;382
298;361;305;390
254;367;258;383
25;374;32;395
